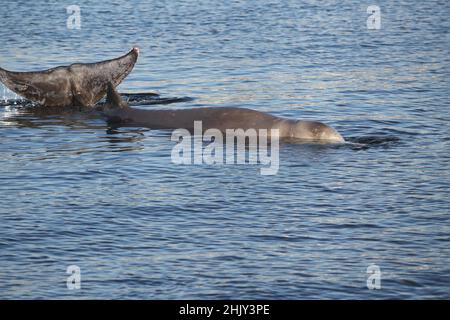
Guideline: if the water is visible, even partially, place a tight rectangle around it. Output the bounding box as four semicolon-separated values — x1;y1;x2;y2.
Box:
0;0;449;299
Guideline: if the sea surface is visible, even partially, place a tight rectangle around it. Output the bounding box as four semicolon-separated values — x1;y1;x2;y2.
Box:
0;0;449;299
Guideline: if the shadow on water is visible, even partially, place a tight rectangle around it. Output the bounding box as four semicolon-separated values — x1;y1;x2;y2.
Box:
1;104;99;129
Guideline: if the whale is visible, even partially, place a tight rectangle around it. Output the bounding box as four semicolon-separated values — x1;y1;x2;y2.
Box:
102;83;345;143
0;48;139;107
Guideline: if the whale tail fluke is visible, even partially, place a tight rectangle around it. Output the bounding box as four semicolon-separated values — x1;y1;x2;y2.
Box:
0;48;139;107
0;68;6;88
0;67;15;89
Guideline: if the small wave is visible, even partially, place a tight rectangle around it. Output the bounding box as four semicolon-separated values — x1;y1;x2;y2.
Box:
344;136;401;150
0;92;194;109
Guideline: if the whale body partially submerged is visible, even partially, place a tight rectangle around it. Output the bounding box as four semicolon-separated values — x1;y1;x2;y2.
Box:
0;48;139;107
102;82;345;143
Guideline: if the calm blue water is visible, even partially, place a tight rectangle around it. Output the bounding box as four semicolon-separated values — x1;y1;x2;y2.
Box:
0;0;449;299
